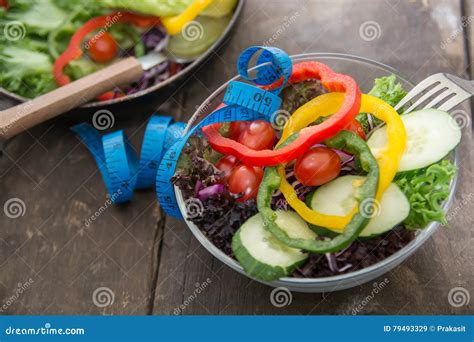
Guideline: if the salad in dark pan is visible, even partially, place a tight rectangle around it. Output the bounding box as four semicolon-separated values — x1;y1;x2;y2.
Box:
173;55;460;282
0;0;238;102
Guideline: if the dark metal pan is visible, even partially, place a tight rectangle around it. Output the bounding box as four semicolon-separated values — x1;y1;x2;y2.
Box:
0;0;245;111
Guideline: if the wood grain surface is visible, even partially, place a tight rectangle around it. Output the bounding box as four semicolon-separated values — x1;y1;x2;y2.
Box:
0;0;472;316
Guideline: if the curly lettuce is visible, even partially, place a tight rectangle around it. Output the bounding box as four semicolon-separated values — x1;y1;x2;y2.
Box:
0;44;57;98
368;74;407;108
395;160;456;229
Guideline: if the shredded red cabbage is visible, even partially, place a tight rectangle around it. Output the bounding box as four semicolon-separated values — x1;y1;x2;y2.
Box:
119;26;185;98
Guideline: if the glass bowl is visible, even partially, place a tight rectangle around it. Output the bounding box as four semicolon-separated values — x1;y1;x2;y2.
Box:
175;53;459;293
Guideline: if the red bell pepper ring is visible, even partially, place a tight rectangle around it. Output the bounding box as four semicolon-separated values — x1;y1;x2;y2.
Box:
53;12;162;101
202;61;361;166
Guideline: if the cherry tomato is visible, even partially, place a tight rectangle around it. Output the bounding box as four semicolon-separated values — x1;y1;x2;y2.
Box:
228;121;249;140
228;165;263;202
0;0;8;8
294;147;341;186
87;32;118;63
344;120;366;140
216;155;239;181
237;120;275;150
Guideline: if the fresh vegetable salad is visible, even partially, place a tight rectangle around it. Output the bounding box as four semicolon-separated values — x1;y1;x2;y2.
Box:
0;0;237;100
173;52;460;281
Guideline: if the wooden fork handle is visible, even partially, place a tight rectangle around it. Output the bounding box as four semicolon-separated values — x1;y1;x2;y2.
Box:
0;57;144;140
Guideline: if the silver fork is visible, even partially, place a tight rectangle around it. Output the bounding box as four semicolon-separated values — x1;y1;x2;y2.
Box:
395;73;474;114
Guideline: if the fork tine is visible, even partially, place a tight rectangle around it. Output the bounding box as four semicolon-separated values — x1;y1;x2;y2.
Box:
394;73;445;111
437;92;472;111
403;83;446;113
423;91;456;110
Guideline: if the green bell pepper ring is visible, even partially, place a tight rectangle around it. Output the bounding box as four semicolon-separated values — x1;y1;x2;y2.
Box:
257;130;380;253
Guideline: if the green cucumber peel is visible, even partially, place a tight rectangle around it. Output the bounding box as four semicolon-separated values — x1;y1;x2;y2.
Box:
232;229;305;281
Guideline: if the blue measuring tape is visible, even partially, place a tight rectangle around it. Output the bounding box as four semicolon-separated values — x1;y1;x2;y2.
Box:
156;46;292;218
72;115;185;203
72;46;292;217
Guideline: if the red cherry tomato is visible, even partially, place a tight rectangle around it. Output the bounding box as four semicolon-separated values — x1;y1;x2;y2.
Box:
228;165;263;202
216;155;239;181
237;120;275;150
344;119;366;140
0;0;8;8
87;32;118;63
229;121;249;140
294;147;341;186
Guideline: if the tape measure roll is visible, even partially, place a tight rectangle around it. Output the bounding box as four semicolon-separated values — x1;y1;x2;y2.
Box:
156;46;292;218
102;130;139;202
136;116;173;189
72;115;185;204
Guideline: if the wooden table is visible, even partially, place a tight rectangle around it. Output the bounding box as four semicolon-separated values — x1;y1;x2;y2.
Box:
0;0;472;315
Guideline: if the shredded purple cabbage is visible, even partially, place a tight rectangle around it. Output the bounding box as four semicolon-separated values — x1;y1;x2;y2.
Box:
120;26;183;97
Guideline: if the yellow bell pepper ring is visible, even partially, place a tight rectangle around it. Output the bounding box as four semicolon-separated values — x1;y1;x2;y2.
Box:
162;0;214;35
278;93;407;232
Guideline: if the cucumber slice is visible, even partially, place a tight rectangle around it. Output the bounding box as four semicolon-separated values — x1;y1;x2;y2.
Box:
201;0;238;17
367;109;461;172
167;15;232;59
232;211;314;281
310;175;410;237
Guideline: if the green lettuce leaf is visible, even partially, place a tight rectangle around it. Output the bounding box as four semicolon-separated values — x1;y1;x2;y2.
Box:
3;0;67;35
394;159;456;229
368;74;407;108
0;44;57;98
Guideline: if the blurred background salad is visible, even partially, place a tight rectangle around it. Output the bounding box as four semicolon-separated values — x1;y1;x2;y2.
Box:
0;0;237;100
